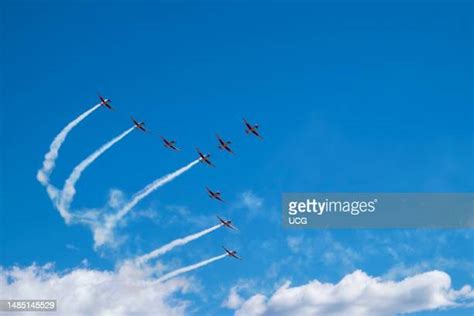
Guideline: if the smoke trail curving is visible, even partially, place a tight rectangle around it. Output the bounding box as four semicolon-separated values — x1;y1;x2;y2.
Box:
136;224;223;265
58;126;135;219
92;159;201;247
36;103;101;222
156;254;227;283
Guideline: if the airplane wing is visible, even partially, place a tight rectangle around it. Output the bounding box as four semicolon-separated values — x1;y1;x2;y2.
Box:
228;223;238;230
198;151;215;167
217;216;236;229
196;148;206;160
231;253;242;260
205;159;216;167
253;131;264;140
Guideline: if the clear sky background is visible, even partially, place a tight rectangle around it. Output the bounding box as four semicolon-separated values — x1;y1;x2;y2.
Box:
1;1;473;315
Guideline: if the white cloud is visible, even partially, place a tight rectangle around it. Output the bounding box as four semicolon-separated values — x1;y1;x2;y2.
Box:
0;262;194;316
235;191;265;219
129;208;159;221
107;189;126;209
240;191;263;210
229;270;474;316
320;240;361;270
221;279;256;309
283;232;361;274
222;279;260;310
236;294;267;316
286;236;303;253
66;244;79;251
165;205;216;228
222;286;245;309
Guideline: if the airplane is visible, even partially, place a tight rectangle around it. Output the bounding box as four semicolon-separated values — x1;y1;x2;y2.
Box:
217;215;238;230
196;148;214;167
98;94;113;110
131;117;147;132
207;187;224;202
243;118;263;139
160;136;179;151
223;246;241;260
216;134;234;154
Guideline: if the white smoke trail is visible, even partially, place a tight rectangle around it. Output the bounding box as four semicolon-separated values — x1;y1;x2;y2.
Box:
92;159;201;247
156;254;227;283
58;127;135;219
113;158;200;222
36;103;101;222
136;224;223;265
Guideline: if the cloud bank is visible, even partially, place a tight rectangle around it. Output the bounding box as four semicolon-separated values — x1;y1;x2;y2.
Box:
227;270;474;316
0;262;193;316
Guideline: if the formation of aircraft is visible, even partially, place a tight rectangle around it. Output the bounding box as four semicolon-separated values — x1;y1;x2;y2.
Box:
217;216;237;230
98;94;113;110
97;95;265;264
131;117;147;132
223;246;242;260
207;187;224;202
196;148;214;167
216;134;234;154
160;136;179;151
243;118;263;139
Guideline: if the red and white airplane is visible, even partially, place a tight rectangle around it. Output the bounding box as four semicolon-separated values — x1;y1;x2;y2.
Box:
160;136;179;151
223;246;241;260
216;134;234;154
217;216;237;230
98;94;113;110
131;117;147;132
207;187;224;202
243;118;263;139
196;148;214;167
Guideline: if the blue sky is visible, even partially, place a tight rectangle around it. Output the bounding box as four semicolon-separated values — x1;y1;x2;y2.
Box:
1;1;473;315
